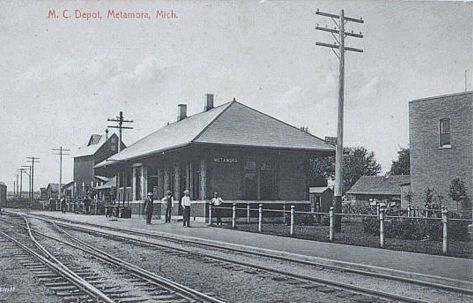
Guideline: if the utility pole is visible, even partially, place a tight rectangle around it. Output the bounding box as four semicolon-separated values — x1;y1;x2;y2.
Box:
26;157;40;203
17;168;25;199
21;165;32;203
107;111;133;152
52;147;70;199
16;174;19;198
316;8;364;232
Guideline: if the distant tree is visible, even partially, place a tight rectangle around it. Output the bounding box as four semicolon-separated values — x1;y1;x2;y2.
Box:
390;146;410;175
449;178;470;212
309;146;382;193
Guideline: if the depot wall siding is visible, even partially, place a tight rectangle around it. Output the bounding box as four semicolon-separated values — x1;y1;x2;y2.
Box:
278;153;308;200
409;93;473;209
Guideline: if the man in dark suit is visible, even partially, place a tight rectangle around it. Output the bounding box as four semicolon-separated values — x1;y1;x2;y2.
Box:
144;192;154;224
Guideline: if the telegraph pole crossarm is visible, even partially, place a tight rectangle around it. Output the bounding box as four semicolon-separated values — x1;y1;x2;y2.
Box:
315;8;364;233
107;111;134;153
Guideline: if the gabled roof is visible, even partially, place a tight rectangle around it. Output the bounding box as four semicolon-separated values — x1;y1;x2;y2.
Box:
46;183;60;192
75;133;120;158
96;100;334;168
346;175;410;196
309;187;333;194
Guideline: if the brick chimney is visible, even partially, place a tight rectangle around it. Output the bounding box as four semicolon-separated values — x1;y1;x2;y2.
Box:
204;93;214;111
105;128;109;140
177;104;187;121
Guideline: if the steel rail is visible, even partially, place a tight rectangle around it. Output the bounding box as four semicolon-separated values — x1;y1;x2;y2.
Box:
0;230;115;303
27;219;226;303
21;215;437;303
49;221;432;303
13;212;473;297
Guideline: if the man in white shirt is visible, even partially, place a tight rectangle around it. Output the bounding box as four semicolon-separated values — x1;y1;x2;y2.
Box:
211;192;224;226
181;189;191;227
161;190;174;223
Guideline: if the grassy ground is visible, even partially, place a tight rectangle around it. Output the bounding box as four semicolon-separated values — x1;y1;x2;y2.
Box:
222;220;473;259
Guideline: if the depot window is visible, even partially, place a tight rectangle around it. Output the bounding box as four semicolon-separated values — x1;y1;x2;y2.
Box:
439;118;451;148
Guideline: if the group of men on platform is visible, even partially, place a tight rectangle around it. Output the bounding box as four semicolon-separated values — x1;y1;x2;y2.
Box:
143;190;224;226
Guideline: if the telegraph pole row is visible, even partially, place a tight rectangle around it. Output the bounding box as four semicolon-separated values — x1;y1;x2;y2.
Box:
52;147;70;199
107;111;133;152
27;156;40;204
315;8;364;232
21;165;31;203
17;168;26;199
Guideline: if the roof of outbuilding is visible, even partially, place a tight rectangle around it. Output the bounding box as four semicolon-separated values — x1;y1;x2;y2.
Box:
96;100;334;168
346;175;410;196
46;183;60;192
309;187;333;194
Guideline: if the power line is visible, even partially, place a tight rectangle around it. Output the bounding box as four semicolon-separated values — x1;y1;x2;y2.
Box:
52;147;70;198
315;8;364;233
107;111;133;152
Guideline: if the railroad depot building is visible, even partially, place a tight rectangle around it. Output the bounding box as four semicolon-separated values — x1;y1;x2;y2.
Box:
409;91;473;210
95;95;335;220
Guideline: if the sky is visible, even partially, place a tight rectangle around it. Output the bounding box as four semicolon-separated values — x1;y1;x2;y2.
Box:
0;0;472;191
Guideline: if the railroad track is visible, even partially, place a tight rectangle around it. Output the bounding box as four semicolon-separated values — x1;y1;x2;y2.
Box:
0;214;226;303
12;212;470;303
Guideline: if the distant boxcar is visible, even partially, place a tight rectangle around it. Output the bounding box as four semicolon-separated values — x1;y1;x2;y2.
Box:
0;182;6;207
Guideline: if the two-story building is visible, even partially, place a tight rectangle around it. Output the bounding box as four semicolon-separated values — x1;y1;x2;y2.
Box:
95;94;335;221
409;91;473;210
73;130;125;198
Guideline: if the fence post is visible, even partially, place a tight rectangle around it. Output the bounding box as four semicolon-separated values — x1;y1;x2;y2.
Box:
283;203;287;224
232;203;236;229
329;207;334;241
258;204;263;233
407;204;411;217
208;202;212;225
442;208;448;255
376;203;380;218
290;205;295;236
95;202;97;215
246;203;250;224
379;208;385;248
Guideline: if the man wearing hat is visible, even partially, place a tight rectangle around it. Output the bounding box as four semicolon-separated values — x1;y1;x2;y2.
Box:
211;192;224;226
144;192;154;224
161;190;174;223
181;189;192;227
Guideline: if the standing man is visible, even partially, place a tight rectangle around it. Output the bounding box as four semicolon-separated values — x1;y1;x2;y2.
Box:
83;195;91;215
144;192;154;224
211;192;224;226
181;189;191;227
60;195;66;214
161;190;174;223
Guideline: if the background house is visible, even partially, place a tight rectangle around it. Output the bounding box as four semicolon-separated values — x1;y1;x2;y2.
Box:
45;183;59;201
409;91;473;210
346;175;411;207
